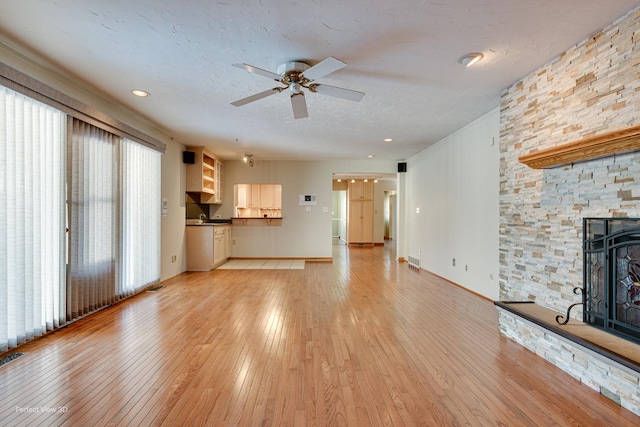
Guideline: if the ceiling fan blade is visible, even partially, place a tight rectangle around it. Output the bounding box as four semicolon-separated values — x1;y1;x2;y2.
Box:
301;56;346;81
290;93;308;119
231;88;282;107
309;84;365;102
233;63;282;81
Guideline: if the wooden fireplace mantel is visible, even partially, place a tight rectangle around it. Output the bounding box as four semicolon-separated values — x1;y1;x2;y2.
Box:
518;124;640;169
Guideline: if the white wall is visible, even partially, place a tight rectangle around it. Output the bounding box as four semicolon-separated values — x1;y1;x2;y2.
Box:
404;109;500;300
160;141;187;280
217;159;397;258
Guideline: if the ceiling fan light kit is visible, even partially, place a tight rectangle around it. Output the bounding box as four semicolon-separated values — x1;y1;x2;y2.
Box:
231;56;365;119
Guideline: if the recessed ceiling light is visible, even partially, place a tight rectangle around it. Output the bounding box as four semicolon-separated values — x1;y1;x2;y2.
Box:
384;138;393;142
131;89;150;97
458;52;484;67
367;155;375;158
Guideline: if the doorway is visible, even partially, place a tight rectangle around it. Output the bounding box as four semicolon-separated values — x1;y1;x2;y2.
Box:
384;191;397;240
332;189;347;244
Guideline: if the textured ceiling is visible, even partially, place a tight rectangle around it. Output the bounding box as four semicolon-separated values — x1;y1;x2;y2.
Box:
0;0;638;161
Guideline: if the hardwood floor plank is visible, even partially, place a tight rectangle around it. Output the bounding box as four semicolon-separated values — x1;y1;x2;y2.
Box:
1;242;639;426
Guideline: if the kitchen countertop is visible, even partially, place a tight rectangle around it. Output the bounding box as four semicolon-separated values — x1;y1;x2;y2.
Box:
186;219;232;225
231;217;282;219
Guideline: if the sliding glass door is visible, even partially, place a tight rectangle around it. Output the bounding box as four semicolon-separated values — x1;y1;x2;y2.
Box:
67;118;118;319
0;87;67;351
1;88;162;352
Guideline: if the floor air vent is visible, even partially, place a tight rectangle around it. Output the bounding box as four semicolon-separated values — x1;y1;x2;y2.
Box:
408;255;420;270
147;285;163;292
0;352;27;368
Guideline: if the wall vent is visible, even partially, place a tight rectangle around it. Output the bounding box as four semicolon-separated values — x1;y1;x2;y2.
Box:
0;352;27;368
408;255;420;270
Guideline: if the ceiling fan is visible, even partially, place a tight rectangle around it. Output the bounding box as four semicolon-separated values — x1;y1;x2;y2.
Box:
231;57;365;119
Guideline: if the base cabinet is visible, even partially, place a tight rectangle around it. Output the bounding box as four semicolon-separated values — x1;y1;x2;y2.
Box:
186;225;231;271
213;226;231;267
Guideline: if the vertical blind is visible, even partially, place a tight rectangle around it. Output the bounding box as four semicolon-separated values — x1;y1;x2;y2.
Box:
67;119;118;319
1;90;162;352
0;87;66;351
119;139;161;297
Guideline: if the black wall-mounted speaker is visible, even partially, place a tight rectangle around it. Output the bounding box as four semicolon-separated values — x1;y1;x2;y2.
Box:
398;162;407;173
183;151;195;164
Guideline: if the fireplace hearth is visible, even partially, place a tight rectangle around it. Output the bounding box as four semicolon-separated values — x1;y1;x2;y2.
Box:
558;218;640;345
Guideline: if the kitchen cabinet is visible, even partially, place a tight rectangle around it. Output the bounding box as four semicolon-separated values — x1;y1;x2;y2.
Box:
213;225;231;267
347;180;374;244
235;183;261;208
235;184;249;208
250;185;262;207
260;184;281;208
185;146;223;204
234;184;282;217
186;225;231;271
214;159;224;204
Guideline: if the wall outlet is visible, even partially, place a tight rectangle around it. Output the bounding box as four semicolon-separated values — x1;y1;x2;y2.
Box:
465;264;468;271
171;255;177;263
232;239;236;245
452;258;456;266
418;249;421;255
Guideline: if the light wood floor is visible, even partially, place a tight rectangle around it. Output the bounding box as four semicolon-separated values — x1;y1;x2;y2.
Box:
1;242;639;426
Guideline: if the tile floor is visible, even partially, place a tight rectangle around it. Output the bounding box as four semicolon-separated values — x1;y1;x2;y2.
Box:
217;259;305;270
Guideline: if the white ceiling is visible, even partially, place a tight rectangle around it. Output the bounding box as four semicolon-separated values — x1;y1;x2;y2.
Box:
1;0;638;162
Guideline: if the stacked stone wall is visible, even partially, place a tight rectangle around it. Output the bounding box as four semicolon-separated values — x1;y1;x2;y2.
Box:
498;6;640;415
500;7;640;313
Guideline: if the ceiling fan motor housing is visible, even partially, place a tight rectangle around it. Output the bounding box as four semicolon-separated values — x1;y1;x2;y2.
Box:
277;61;310;77
277;61;313;90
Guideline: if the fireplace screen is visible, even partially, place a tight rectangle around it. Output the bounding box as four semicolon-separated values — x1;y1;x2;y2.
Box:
582;218;640;344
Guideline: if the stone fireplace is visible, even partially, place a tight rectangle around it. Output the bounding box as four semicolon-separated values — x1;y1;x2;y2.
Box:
498;6;640;417
582;218;640;344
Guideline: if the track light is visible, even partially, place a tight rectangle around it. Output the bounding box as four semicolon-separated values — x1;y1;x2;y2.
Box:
243;153;255;167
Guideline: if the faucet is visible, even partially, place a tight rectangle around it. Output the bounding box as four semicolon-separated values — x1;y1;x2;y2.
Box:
199;213;207;220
